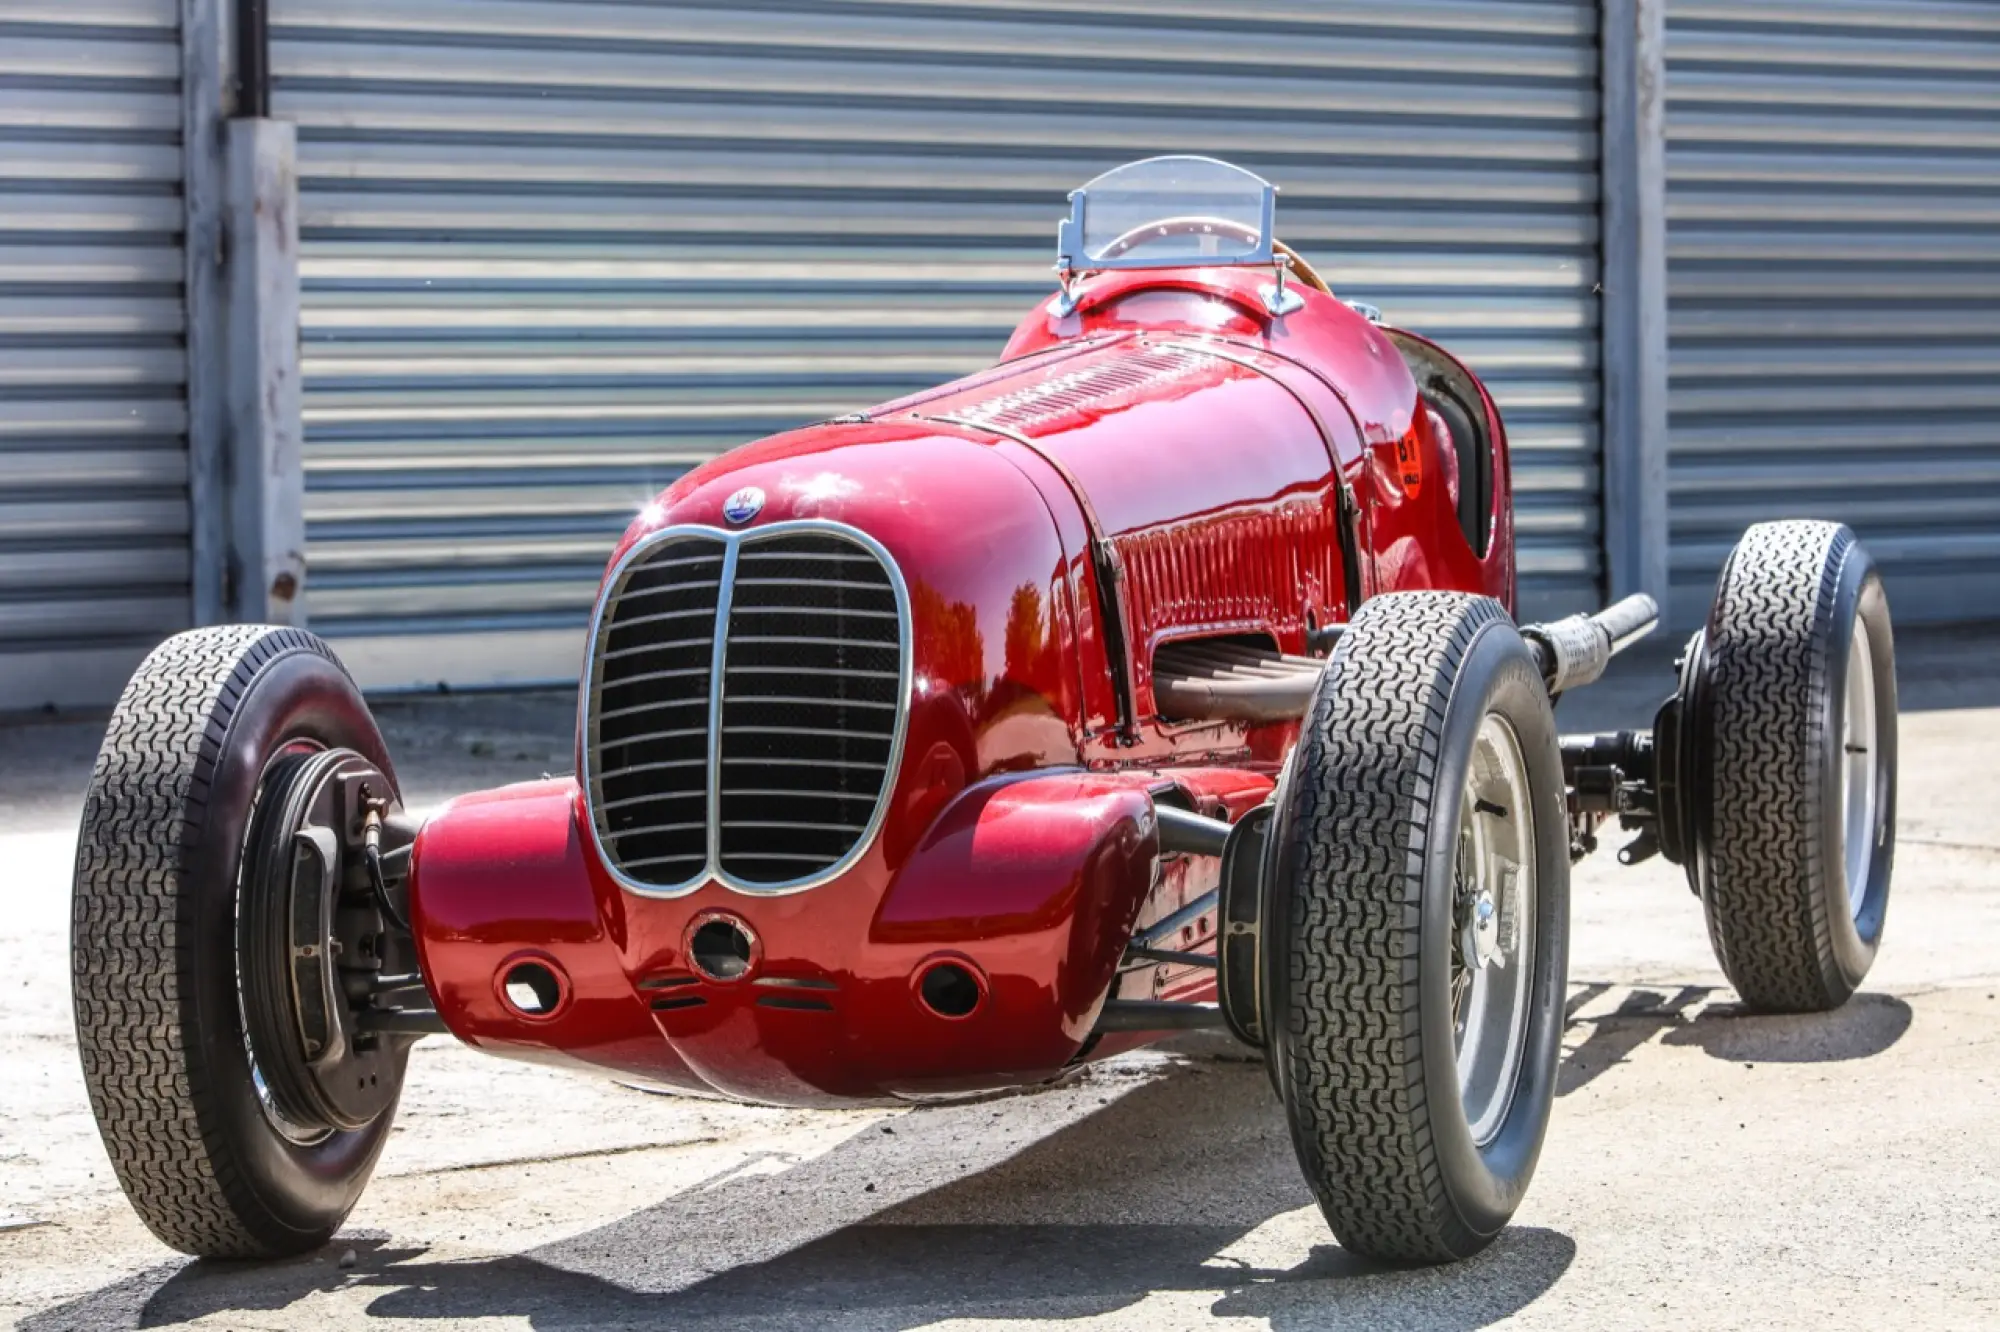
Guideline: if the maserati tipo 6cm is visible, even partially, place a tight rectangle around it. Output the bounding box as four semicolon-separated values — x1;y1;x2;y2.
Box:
73;157;1897;1266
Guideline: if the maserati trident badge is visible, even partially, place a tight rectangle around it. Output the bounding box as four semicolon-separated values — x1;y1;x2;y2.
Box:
722;486;766;525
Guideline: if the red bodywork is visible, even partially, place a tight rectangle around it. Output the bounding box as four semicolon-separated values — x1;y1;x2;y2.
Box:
409;264;1516;1106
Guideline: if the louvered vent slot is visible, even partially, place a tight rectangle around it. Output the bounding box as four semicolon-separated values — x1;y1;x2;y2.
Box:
718;534;902;885
590;537;725;889
952;347;1213;433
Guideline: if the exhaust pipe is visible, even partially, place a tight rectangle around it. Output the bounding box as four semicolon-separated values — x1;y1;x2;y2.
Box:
1521;594;1660;695
1150;641;1324;724
1152;594;1662;721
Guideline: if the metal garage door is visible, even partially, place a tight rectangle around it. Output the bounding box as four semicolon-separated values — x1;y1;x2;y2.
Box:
1665;2;2000;627
0;0;191;711
273;0;1606;690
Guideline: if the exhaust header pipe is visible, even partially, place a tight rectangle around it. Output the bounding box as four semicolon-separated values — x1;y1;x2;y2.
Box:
1152;594;1662;722
1150;641;1324;725
1521;594;1660;695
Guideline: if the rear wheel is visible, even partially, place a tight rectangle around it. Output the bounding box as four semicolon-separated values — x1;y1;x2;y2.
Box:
1266;593;1570;1264
72;626;414;1257
1683;521;1897;1013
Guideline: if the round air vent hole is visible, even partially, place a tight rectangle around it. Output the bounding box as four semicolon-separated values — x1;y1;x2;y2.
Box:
917;961;982;1019
690;918;755;982
501;961;563;1016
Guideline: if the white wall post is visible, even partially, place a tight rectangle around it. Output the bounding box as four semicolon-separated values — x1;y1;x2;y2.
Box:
221;118;306;624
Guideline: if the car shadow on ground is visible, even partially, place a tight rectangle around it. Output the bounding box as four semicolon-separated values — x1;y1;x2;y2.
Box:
1561;985;1912;1096
25;1060;1575;1332
26;990;1917;1330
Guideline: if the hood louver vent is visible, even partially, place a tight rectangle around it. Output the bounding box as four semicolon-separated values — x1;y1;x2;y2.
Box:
945;346;1214;435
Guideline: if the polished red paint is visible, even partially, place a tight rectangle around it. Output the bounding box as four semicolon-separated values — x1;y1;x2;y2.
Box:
410;258;1515;1105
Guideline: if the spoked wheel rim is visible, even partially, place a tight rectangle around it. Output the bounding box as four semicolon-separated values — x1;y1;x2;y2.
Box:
1451;712;1537;1148
1839;627;1880;919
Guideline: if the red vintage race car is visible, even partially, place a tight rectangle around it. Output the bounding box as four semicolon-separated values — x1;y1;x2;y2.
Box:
72;157;1898;1267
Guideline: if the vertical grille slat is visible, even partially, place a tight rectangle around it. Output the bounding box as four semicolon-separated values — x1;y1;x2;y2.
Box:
586;524;907;894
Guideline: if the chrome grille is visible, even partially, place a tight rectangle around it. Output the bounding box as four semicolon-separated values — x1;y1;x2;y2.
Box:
585;522;908;895
719;536;902;883
591;537;726;888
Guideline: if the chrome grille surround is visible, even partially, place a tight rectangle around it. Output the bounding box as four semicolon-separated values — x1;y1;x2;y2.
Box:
583;520;912;899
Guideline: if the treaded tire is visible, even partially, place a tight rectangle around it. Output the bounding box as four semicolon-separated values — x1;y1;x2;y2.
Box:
71;626;405;1258
1692;521;1897;1013
1266;593;1570;1264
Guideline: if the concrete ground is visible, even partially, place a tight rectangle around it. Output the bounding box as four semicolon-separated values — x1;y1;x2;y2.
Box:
1;629;1997;1331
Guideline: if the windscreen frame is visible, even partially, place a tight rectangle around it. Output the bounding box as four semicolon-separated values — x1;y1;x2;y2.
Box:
1054;155;1281;273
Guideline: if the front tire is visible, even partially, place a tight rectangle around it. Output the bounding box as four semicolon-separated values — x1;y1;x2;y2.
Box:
72;626;407;1258
1266;593;1570;1264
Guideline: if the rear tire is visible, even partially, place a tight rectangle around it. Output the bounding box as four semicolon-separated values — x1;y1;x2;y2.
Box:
1688;521;1897;1013
72;626;406;1258
1266;593;1570;1264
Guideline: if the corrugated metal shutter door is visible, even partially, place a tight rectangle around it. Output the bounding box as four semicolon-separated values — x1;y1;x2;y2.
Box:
0;0;191;711
274;0;1605;689
1666;2;2000;627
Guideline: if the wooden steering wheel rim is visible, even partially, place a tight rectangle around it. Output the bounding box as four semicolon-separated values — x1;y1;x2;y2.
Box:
1273;239;1333;296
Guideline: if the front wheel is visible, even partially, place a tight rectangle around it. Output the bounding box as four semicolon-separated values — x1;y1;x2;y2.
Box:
1266;593;1570;1265
72;626;414;1258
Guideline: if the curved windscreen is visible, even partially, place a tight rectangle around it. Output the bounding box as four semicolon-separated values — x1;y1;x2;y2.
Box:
1058;156;1277;271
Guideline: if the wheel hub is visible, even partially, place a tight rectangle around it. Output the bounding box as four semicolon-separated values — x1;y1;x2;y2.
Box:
1839;626;1880;918
237;746;420;1139
1462;889;1502;970
1450;713;1538;1149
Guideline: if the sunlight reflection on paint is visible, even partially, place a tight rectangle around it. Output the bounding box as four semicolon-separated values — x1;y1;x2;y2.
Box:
793;471;863;508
